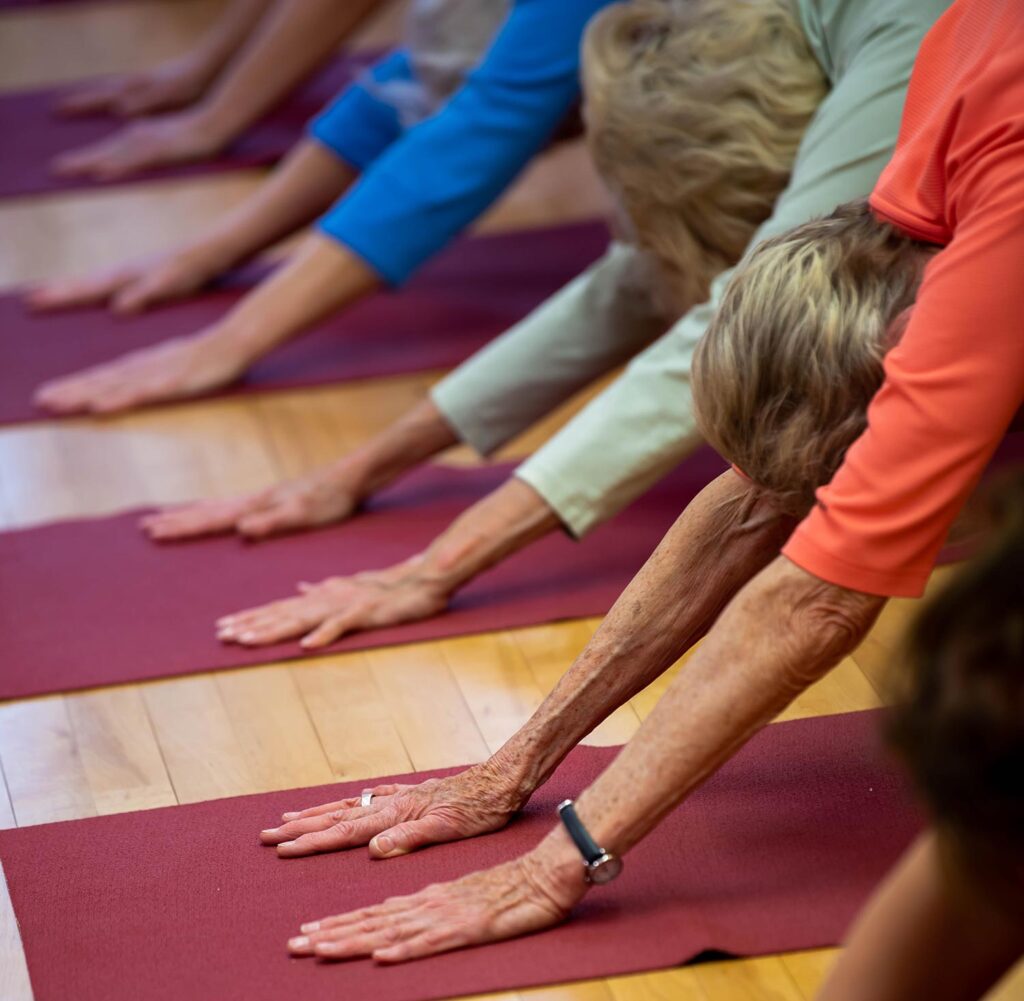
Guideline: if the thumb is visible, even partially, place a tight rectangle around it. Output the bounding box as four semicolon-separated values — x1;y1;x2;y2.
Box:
369;815;463;860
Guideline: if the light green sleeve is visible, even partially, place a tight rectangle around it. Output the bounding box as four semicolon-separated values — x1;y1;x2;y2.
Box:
430;240;667;456
516;11;932;536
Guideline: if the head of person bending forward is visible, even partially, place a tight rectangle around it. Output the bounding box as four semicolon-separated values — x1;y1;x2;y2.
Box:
693;199;937;514
582;0;828;314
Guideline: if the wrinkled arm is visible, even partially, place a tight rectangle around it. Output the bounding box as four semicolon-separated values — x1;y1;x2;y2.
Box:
487;471;800;800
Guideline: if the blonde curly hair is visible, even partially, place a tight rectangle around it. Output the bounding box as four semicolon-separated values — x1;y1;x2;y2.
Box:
693;200;934;514
583;0;827;311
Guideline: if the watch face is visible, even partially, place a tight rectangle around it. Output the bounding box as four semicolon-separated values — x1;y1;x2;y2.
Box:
588;854;623;885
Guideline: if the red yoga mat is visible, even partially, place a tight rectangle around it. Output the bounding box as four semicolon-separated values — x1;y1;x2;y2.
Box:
0;219;610;426
0;54;376;198
0;711;922;1001
0;450;728;700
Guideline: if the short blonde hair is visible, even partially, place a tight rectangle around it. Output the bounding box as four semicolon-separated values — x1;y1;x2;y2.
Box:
583;0;827;312
693;200;932;513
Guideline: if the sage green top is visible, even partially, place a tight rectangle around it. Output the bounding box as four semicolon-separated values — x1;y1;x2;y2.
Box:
431;0;951;535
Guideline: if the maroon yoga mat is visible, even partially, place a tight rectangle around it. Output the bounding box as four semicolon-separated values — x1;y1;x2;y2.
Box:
0;451;728;700
0;219;610;426
0;54;376;197
0;711;922;1001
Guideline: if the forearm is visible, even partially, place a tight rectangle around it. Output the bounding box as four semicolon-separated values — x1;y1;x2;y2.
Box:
491;472;797;800
189;141;356;272
560;557;884;862
818;833;1024;1001
187;0;275;88
196;0;383;143
334;399;462;500
211;230;377;362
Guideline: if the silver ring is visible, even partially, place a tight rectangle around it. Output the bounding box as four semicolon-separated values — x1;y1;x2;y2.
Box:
360;790;374;808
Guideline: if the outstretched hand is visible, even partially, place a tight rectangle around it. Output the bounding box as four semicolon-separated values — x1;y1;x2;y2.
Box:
261;764;524;859
33;333;248;415
25;248;220;315
49;111;228;181
140;465;363;541
55;59;210;119
288;852;584;964
216;560;451;650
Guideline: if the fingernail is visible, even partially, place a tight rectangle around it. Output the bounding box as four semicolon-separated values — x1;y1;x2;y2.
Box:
289;936;309;949
373;835;393;855
300;921;320;933
282;812;298;820
240;632;256;642
260;828;277;836
277;841;295;850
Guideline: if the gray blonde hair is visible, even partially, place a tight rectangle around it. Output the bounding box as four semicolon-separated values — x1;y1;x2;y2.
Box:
583;0;827;312
693;200;933;514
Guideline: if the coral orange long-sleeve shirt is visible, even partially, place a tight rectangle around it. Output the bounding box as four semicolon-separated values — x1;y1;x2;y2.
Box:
783;0;1024;597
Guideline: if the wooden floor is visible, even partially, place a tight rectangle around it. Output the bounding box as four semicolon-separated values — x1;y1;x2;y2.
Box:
0;3;1020;999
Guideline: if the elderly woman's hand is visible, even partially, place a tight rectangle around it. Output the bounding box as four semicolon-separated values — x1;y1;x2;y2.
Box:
260;763;527;859
287;845;585;963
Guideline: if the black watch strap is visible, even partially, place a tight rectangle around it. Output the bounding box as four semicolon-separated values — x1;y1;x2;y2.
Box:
557;799;603;864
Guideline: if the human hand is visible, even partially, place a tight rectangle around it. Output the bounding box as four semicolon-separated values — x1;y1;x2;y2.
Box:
25;246;222;315
49;110;230;181
54;57;211;118
216;559;451;649
32;331;249;415
261;763;525;859
141;464;364;542
287;850;585;963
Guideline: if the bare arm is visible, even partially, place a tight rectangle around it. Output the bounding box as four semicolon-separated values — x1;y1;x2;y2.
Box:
29;139;355;315
818;833;1024;1001
256;472;797;860
283;552;888;962
193;0;385;149
56;0;274;118
51;0;384;178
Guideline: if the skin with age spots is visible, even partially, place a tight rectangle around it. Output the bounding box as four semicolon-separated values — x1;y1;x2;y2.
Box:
247;471;883;963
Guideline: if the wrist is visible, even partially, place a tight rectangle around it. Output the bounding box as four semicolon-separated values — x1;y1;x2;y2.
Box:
524;825;590;909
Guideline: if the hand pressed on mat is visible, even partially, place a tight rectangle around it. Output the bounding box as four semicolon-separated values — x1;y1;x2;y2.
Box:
141;466;363;541
55;58;213;118
260;764;524;859
50;111;232;181
288;849;584;964
26;247;223;315
217;558;451;649
32;332;249;415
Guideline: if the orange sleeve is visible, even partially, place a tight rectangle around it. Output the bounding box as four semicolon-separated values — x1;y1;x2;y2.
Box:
784;171;1024;597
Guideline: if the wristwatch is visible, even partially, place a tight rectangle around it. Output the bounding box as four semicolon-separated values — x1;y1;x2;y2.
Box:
557;799;623;885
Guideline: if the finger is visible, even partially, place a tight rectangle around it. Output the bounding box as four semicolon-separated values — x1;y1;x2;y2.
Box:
55;78;132;116
276;813;393;858
279;787;402;822
24;271;129;311
299;611;363;650
368;814;465;860
290;912;422;958
111;273;171;314
140;504;239;541
50;140;117;178
299;894;420;935
216;605;306;641
372;925;473;964
236;499;306;538
314;917;436;962
259;803;378;845
219;611;316;647
33;371;111;413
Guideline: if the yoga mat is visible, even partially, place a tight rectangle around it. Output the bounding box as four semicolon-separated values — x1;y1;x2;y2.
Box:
0;54;377;197
0;711;922;1001
0;219;610;426
0;450;728;700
